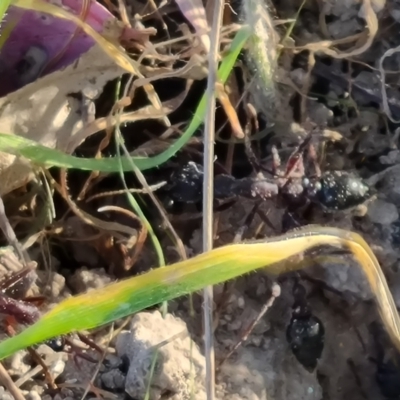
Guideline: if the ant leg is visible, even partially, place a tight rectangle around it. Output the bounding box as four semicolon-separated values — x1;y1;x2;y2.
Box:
307;142;322;178
347;359;369;399
271;145;282;177
283;134;313;180
233;202;260;243
243;127;265;178
286;153;306;180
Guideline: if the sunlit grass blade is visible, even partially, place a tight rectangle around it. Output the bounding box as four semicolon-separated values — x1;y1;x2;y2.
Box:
0;225;399;360
0;0;11;23
0;0;14;51
0;26;250;172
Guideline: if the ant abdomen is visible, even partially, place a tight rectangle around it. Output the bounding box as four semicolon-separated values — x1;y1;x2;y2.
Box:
309;171;372;211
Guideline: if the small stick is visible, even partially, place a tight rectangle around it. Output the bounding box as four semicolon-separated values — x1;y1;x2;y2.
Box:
0;362;25;400
26;347;57;389
0;195;30;267
6;324;56;389
85;182;166;203
202;0;225;398
81;325;114;400
217;282;281;368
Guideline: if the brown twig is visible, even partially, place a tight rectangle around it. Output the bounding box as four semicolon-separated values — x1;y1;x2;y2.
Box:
26;347;57;389
85;182;166;203
6;323;57;390
0;195;30;267
217;282;281;369
81;325;113;400
0;362;25;400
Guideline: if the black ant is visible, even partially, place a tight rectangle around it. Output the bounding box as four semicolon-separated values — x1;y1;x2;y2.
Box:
165;130;373;213
286;280;325;372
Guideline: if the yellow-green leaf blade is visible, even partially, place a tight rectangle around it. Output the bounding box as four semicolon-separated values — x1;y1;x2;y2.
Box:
2;226;400;360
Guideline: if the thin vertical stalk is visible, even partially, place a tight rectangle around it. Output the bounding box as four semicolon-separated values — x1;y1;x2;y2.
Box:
202;0;224;399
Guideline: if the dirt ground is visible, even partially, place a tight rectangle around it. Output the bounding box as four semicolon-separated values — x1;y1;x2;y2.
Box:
3;0;400;398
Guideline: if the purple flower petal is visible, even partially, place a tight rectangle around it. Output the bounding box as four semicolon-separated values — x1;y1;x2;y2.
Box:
0;0;115;96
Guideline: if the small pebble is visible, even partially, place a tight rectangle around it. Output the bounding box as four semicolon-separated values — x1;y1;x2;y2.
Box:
249;336;262;347
7;350;31;376
237;296;245;308
104;353;122;369
0;387;14;400
101;369;126;390
252;319;270;335
68;267;112;293
26;391;41;400
224;314;232;322
50;358;66;377
227;319;242;331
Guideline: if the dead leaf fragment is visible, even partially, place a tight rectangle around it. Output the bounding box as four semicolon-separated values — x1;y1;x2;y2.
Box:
175;0;210;52
0;44;125;196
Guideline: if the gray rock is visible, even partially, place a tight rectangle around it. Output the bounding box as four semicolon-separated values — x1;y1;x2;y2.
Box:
368;199;399;225
101;369;125;390
380;150;400;165
68;267;112;294
6;350;31;377
220;336;322;400
35;344;67;379
308;258;373;301
115;311;206;400
35;270;66;299
62;350;98;384
368;165;400;206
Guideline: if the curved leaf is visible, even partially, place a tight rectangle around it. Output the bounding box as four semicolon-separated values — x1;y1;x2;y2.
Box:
0;226;398;360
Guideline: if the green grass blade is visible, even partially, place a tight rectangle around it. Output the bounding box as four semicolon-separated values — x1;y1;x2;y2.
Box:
0;226;399;360
0;0;11;24
0;0;14;51
0;27;250;172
